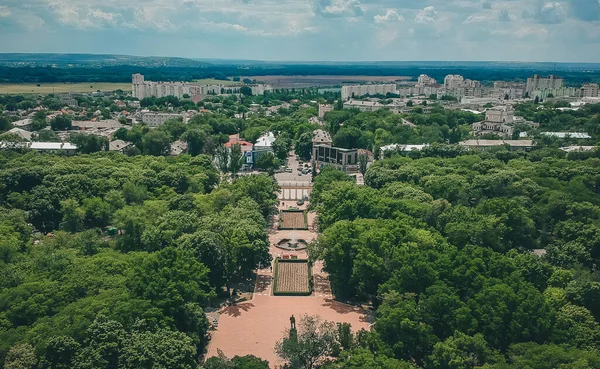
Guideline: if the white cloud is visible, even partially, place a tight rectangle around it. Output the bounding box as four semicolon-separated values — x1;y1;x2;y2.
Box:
415;6;436;24
0;6;11;17
316;0;364;18
536;2;566;24
374;9;404;23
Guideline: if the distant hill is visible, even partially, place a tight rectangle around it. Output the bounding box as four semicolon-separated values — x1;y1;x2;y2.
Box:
0;53;211;68
1;53;600;85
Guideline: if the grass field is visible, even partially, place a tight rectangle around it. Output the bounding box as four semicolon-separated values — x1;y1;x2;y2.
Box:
191;78;239;86
274;260;310;294
0;83;132;94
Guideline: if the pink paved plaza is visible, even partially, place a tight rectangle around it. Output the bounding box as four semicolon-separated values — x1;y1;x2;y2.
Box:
205;200;372;367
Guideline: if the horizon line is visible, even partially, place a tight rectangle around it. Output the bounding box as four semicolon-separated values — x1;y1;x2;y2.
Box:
1;52;600;65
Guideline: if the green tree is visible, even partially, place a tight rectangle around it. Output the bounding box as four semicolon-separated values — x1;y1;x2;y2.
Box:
275;315;340;369
142;130;171;156
295;132;313;161
427;332;500;369
255;152;279;174
70;133;108;154
119;328;197;369
50;114;72;131
272;132;292;161
60;199;84;233
43;336;81;369
82;197;111;228
183;129;207;156
31;111;48;130
0;115;11;132
215;145;230;174
4;343;37;369
229;143;243;177
358;153;369;176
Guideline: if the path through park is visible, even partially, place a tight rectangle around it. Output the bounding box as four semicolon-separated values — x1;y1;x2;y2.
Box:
205;154;372;367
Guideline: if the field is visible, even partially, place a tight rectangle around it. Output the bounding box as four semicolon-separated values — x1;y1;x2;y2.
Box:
0;83;132;94
252;75;411;88
274;259;310;295
279;211;307;230
191;78;239;86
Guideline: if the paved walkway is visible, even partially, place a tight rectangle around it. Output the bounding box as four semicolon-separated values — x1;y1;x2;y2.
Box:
205;155;371;367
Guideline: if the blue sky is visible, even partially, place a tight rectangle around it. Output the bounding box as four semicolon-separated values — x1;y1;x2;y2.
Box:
0;0;599;62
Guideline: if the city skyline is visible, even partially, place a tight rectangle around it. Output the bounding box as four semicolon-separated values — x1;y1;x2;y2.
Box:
0;1;599;62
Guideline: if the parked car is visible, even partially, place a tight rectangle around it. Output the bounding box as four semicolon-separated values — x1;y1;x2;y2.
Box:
284;168;292;173
297;199;305;206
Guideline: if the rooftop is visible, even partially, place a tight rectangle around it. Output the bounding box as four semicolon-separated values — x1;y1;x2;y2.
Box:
459;139;534;147
540;132;591;139
255;131;276;147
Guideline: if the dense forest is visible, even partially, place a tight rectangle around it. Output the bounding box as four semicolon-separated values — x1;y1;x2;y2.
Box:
0;152;279;368
1;60;600;84
308;147;600;368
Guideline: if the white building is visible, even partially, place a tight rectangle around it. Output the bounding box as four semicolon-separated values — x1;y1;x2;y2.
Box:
341;84;397;100
581;84;599;98
343;100;385;112
417;74;437;86
254;131;276;153
525;75;563;95
459;139;535;151
312;129;333;146
141;112;183;127
380;144;429;157
132;73;272;100
472;106;515;138
540;132;591;139
318;104;334;118
444;75;464;90
0;141;78;155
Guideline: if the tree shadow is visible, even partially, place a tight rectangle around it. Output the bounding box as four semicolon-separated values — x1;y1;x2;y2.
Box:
313;274;331;294
221;302;255;318
321;299;364;315
254;275;272;293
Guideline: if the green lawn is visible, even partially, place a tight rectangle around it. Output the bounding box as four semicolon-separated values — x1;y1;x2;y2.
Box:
191;78;239;86
0;83;132;94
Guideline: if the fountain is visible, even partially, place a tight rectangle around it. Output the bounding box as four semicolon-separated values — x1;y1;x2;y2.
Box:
276;238;308;251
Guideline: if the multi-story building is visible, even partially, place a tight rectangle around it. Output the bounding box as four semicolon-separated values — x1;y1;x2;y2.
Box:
531;87;578;99
318;104;334;118
580;84;599;98
312;145;359;172
312;129;333;146
417;74;437;86
341;84;397;100
525;75;563;95
472;106;515;138
141;112;183;127
132;74;273;100
492;81;525;100
444;75;464;90
343;100;385;112
459;139;535;151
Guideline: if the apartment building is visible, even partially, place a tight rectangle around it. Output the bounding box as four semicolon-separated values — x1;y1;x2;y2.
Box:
341;84;397;100
525;75;563;95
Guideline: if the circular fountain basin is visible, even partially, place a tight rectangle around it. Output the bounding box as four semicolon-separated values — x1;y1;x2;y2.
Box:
276;238;308;251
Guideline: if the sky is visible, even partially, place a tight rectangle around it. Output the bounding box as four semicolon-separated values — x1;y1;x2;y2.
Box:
0;0;599;62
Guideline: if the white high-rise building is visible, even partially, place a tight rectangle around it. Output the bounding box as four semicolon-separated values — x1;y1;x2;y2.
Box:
581;83;599;98
525;75;563;95
444;75;464;90
341;84;397;100
417;74;437;86
132;74;273;100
